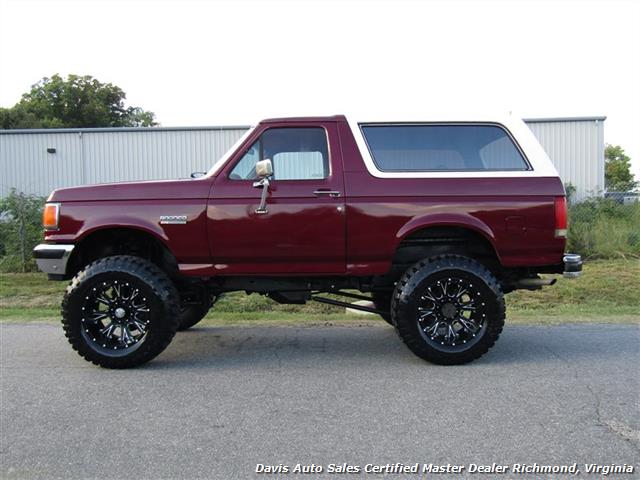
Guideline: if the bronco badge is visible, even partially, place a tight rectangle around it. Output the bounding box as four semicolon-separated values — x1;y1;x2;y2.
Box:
159;215;188;225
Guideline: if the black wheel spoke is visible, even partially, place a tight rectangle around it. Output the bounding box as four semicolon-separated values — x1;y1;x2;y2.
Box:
445;324;458;344
89;311;109;322
121;325;134;345
457;316;479;333
454;286;468;299
100;323;116;337
131;320;147;333
417;306;436;319
421;291;437;303
96;295;111;306
128;289;140;303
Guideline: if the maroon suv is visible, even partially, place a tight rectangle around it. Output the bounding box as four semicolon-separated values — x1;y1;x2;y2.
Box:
33;114;582;368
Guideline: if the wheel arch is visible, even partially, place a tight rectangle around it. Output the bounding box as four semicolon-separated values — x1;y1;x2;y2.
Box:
375;215;504;288
67;226;178;278
395;213;499;254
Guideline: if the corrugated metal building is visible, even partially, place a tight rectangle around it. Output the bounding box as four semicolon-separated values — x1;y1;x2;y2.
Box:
0;126;248;198
524;117;605;200
0;117;604;200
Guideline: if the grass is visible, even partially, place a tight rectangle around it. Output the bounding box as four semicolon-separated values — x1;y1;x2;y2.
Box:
1;259;638;326
505;259;640;322
567;199;640;259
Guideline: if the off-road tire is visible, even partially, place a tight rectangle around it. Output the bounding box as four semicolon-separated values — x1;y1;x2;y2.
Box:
177;294;217;331
372;291;394;325
391;255;505;365
61;255;180;369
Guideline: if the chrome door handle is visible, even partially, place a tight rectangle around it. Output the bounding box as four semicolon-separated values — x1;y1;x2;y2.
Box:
313;190;341;197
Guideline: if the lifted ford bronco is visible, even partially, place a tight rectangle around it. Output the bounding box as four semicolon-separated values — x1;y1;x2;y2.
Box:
34;114;581;368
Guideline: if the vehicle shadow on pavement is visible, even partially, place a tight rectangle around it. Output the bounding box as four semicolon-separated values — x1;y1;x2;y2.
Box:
149;324;639;371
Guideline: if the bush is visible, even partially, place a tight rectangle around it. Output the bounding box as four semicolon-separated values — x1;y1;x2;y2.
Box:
0;190;46;272
567;197;640;259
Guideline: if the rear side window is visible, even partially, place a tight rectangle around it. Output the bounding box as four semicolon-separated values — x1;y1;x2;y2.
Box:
360;124;529;172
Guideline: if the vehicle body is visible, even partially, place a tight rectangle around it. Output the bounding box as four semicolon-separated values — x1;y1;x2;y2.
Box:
34;113;582;368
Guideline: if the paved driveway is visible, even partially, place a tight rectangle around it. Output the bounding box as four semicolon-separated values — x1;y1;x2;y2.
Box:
1;323;638;479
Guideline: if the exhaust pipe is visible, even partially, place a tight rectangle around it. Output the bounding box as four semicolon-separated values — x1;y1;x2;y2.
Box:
511;277;557;290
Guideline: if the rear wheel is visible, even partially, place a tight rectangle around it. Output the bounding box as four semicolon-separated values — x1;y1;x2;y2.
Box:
391;255;504;365
61;255;180;369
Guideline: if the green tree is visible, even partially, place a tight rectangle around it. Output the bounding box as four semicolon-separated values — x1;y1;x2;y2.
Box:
605;144;637;192
0;190;46;272
0;74;157;129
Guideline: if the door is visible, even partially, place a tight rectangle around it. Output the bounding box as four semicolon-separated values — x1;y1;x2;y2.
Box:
207;122;346;275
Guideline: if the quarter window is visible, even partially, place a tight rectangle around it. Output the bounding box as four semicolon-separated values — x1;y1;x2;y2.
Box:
360;124;528;172
229;127;329;180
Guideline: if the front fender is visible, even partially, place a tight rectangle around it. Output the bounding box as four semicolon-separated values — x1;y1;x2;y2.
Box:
45;209;170;246
76;218;170;244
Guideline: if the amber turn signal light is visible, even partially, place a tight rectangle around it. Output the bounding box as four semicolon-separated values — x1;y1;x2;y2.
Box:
43;203;60;230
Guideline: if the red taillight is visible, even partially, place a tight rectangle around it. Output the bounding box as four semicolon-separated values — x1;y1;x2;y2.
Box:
554;196;567;238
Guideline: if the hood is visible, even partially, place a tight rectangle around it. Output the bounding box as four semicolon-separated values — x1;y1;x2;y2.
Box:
48;178;212;202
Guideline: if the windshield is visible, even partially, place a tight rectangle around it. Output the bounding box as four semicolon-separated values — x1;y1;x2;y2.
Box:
206;126;256;177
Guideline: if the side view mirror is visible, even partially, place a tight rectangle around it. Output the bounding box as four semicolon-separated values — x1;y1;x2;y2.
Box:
252;159;273;214
255;159;273;178
190;172;206;179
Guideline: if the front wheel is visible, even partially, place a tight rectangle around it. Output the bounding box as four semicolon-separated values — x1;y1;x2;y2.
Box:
61;256;180;369
391;255;505;365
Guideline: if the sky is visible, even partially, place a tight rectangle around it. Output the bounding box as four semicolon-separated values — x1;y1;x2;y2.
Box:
1;0;639;178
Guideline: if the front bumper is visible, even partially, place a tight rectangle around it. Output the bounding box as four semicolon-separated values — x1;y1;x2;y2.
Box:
563;253;582;278
33;244;74;276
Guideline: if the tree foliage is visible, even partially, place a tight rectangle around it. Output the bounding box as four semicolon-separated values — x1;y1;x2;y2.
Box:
605;144;637;192
0;190;46;272
0;74;157;129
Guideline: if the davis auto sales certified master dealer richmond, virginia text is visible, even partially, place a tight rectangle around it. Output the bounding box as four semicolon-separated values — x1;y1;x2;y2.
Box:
255;462;635;475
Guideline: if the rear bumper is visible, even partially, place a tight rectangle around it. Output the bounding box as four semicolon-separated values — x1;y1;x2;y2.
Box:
563;253;582;278
33;244;74;276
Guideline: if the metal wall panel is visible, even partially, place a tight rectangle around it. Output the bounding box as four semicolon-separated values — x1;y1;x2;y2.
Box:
0;132;83;197
0;128;247;197
526;119;605;200
81;129;246;184
1;120;604;200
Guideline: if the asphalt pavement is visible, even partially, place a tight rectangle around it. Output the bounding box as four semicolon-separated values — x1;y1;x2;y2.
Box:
1;322;638;479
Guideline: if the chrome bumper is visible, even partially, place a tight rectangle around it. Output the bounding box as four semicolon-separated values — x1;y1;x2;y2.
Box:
563;253;582;278
33;244;74;276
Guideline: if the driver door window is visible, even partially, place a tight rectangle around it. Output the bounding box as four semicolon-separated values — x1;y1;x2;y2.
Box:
229;142;260;180
229;127;329;180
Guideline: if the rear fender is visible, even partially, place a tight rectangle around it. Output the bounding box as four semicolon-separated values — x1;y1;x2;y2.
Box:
395;213;500;261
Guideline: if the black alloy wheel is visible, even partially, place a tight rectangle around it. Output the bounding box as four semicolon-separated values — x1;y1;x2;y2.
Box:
416;276;485;350
79;279;151;355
